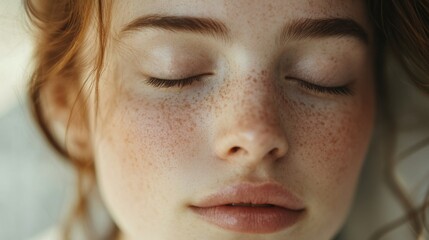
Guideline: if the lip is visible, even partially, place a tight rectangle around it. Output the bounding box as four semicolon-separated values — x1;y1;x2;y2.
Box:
190;182;306;234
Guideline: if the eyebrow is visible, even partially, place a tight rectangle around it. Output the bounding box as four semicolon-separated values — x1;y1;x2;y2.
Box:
121;15;369;45
281;18;369;45
121;14;230;41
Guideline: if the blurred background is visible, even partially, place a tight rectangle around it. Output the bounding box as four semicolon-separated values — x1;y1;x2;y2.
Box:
0;0;75;239
0;0;428;240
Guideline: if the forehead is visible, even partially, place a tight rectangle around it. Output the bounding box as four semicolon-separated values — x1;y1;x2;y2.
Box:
112;0;371;35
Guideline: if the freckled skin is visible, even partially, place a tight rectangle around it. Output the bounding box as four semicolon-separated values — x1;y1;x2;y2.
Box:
85;0;376;240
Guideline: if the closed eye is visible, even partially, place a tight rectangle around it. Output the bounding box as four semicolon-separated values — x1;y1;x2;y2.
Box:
287;77;354;96
145;73;212;88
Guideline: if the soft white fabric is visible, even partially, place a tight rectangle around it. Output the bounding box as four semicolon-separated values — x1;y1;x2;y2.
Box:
29;227;61;240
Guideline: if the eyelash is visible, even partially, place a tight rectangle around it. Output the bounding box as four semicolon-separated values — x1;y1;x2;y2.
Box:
294;79;353;96
145;75;353;96
146;74;207;88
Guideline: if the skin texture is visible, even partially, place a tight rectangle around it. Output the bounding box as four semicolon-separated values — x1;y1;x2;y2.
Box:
78;0;376;239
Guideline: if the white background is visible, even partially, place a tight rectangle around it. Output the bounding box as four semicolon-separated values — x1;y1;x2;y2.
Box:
0;0;31;117
0;1;74;240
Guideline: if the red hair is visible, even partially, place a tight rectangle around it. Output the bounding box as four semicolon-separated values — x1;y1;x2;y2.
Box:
25;0;429;239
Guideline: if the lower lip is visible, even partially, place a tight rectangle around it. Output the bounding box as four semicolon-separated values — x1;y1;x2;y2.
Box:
190;205;304;234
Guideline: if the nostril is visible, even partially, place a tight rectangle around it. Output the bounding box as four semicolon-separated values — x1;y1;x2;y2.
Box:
268;148;279;156
229;146;241;154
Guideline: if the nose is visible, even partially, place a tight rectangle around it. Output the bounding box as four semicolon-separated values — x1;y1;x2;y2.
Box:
214;126;288;165
213;74;289;166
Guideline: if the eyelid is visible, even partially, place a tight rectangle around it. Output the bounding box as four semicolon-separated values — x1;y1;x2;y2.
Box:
145;73;212;88
286;77;354;96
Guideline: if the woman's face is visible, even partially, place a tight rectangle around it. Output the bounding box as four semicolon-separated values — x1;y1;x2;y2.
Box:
86;0;375;239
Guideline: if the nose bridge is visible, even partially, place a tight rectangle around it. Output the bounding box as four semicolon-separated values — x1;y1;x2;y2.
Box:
229;44;281;116
228;69;281;131
213;69;288;166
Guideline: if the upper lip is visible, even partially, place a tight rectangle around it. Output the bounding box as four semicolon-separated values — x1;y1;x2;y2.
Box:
191;182;305;211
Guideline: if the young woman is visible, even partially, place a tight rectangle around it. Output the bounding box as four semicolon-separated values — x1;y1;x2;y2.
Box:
25;0;429;239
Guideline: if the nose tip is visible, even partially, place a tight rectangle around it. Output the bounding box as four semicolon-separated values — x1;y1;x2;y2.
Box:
215;127;289;165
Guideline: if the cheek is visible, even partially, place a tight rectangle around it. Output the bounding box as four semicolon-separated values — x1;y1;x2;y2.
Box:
92;86;206;234
296;108;368;184
285;93;375;235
